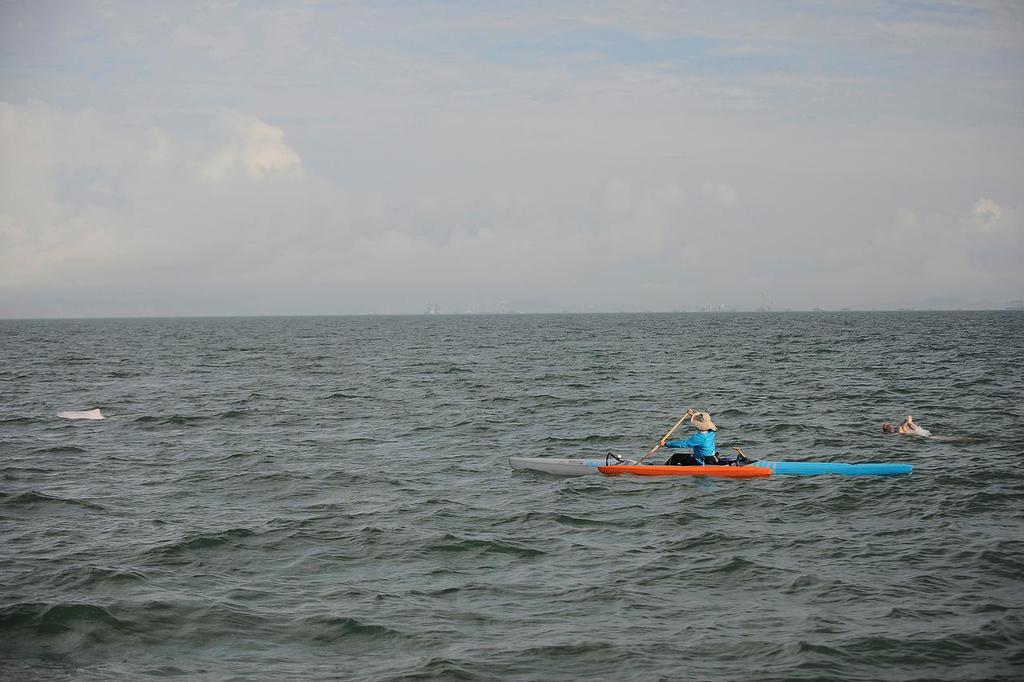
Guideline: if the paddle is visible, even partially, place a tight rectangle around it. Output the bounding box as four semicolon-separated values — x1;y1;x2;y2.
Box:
635;408;694;465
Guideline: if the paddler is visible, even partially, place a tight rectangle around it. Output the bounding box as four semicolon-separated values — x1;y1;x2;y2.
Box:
661;411;719;465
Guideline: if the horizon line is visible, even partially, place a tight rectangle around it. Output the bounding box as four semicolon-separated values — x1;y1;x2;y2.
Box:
2;307;1022;322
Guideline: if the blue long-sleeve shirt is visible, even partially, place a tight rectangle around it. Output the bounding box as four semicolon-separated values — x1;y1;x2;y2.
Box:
664;431;717;462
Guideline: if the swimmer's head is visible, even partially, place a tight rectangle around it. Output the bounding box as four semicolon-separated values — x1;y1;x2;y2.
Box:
881;422;897;433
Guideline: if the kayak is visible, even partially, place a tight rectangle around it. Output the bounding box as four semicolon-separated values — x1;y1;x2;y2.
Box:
753;461;912;476
597;464;770;478
510;457;912;477
509;457;631;476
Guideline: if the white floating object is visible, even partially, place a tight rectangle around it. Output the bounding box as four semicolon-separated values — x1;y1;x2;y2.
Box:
58;408;105;420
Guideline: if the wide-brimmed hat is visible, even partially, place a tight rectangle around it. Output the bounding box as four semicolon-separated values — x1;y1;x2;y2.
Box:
691;411;717;431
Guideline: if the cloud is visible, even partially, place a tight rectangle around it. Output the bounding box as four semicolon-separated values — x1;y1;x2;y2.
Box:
0;99;711;313
198;111;303;182
3;95;1023;316
972;197;1003;231
144;127;171;163
0;102;308;292
896;207;918;229
171;23;247;61
701;182;739;207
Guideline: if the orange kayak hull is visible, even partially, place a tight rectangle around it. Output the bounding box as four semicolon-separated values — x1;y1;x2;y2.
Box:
597;464;771;478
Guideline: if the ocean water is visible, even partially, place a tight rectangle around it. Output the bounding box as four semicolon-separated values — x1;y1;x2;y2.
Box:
1;312;1022;681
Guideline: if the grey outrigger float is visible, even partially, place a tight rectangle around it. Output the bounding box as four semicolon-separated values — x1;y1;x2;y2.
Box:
508;456;633;476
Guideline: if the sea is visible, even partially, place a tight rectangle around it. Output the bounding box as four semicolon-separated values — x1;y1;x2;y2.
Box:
1;311;1022;681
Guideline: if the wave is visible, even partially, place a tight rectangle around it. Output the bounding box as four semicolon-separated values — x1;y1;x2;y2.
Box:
321;470;374;484
765;422;803;436
0;490;105;511
541;434;622;444
0;601;134;640
223;450;261;460
132;415;208;426
140;528;258;561
387;643;630;680
298;615;411;644
216;410;252;420
495;510;624;530
0;416;36;425
526;393;577;404
54;564;148;590
325;391;366;401
343;436;380;444
424;533;546;559
832;630;1021;672
34;445;86;454
383;656;481;680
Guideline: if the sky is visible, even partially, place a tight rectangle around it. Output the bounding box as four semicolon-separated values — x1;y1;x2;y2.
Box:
1;0;1022;317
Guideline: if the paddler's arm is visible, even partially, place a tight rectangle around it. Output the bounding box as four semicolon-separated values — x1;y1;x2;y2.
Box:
663;434;701;448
